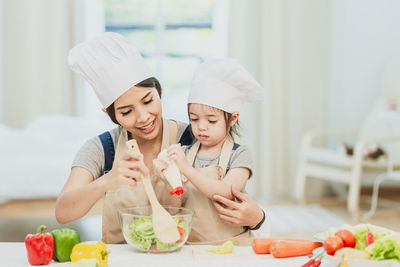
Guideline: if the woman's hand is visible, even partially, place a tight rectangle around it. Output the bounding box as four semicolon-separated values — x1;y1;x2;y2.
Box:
213;185;264;228
104;149;149;190
166;144;191;174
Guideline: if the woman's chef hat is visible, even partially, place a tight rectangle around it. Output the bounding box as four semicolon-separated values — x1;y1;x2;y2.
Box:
68;32;153;108
188;58;263;113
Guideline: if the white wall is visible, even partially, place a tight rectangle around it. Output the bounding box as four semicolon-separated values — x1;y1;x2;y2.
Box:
327;0;400;129
0;1;3;123
2;0;76;129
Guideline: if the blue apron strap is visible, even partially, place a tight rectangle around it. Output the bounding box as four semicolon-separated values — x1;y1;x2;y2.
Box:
178;125;193;146
233;143;239;151
98;131;115;175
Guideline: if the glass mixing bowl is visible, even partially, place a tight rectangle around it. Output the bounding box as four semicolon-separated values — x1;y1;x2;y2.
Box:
118;206;194;253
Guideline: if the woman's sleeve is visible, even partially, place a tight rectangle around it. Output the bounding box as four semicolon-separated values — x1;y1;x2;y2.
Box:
71;137;104;179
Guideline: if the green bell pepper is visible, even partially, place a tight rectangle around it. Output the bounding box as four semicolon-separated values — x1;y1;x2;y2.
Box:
51;228;81;262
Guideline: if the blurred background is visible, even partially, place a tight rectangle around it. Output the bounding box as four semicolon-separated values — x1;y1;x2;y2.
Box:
0;0;400;241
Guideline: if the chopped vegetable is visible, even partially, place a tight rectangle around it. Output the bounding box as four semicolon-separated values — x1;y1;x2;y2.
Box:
365;233;400;261
334;247;371;259
352;224;392;250
366;231;374;246
208;240;238;254
124;216;186;252
68;258;100;267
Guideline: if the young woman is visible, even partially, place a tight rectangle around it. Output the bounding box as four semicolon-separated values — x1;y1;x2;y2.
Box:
55;32;265;244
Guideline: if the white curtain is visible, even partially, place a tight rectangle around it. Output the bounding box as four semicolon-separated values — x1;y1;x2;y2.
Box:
227;0;329;199
2;0;76;128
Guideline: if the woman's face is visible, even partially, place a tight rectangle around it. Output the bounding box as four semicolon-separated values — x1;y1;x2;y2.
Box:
188;103;228;149
114;86;162;142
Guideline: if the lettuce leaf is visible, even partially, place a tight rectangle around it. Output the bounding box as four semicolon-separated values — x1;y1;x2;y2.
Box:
365;233;400;261
353;224;393;250
124;216;184;252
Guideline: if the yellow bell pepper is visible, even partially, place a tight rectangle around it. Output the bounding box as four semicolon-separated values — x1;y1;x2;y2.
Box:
70;241;109;267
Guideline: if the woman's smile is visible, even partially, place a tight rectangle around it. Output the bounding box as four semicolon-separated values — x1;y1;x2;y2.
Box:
137;119;156;134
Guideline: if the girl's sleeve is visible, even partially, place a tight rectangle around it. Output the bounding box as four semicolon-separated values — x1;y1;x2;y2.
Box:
228;145;254;179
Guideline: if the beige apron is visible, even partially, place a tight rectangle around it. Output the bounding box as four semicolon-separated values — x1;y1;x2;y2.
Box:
102;118;171;244
183;139;253;246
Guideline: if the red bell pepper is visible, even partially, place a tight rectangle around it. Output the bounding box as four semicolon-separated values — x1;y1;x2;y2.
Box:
25;225;54;265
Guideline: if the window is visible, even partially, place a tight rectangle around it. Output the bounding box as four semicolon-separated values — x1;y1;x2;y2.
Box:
103;0;228;122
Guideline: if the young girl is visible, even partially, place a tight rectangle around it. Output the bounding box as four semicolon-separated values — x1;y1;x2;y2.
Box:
156;58;263;245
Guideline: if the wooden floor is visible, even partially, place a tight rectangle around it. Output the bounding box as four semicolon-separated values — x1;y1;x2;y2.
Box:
0;188;399;242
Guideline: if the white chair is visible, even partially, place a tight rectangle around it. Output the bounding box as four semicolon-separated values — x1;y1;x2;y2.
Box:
362;157;400;221
295;55;400;216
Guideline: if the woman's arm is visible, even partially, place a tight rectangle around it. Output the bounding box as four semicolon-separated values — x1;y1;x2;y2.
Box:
55;167;107;224
55;149;147;224
213;185;265;229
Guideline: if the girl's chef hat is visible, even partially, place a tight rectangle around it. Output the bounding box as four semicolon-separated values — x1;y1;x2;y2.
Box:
68;32;153;108
188;58;263;113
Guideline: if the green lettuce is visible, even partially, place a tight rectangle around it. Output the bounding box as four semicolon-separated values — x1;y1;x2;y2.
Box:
124;216;185;252
353;224;393;250
365;233;400;261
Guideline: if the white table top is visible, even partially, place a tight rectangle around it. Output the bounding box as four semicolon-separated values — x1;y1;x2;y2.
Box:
1;242;309;267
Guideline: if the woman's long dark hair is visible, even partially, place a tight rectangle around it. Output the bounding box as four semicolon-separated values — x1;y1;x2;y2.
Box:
105;77;162;125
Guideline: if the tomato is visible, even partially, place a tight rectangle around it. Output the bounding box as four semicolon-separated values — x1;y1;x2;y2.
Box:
366;231;374;246
323;236;344;255
335;229;356;248
177;227;185;242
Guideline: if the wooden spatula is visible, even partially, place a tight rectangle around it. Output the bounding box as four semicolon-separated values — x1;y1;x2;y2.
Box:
126;139;180;243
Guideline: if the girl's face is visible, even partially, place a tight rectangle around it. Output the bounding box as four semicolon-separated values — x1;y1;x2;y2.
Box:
114;86;162;142
188;103;230;149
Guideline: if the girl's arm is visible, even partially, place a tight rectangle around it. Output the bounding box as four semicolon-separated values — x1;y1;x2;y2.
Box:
55;150;146;223
167;144;250;199
213;185;265;229
183;167;249;199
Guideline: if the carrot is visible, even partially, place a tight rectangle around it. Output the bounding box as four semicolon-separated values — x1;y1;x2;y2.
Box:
270;240;322;258
252;238;306;254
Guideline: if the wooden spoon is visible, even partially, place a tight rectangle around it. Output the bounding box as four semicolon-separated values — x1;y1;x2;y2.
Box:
126;139;180;243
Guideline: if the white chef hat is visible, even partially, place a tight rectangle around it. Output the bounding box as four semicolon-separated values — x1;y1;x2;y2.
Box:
188;58;263;113
67;32;153;108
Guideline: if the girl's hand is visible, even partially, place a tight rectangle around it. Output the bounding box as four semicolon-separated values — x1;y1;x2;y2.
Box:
105;150;149;190
166;144;191;174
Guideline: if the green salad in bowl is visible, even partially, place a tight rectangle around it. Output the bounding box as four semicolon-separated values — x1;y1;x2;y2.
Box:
118;206;194;253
